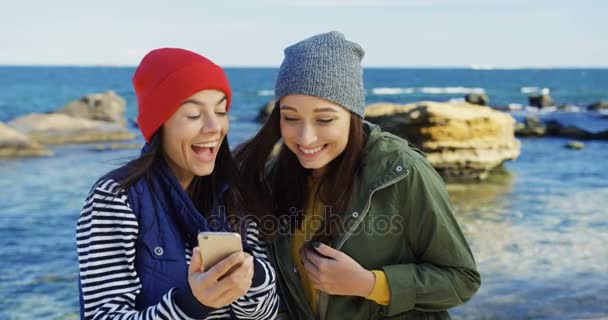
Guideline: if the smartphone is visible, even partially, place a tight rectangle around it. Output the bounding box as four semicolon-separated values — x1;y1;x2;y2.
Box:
197;231;243;270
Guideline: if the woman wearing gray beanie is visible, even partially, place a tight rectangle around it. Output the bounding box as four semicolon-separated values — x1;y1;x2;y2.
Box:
235;31;480;320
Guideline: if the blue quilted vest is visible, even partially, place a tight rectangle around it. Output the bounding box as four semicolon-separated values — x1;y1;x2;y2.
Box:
79;151;239;316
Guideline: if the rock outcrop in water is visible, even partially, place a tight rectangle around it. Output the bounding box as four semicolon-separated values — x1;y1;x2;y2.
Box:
529;93;554;108
257;100;276;123
0;122;52;158
365;101;520;181
587;101;608;111
516;116;607;140
55;91;127;126
515;117;546;137
465;93;489;106
0;92;135;157
8;113;135;145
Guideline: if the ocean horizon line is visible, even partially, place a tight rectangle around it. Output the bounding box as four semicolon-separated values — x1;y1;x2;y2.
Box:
1;64;608;70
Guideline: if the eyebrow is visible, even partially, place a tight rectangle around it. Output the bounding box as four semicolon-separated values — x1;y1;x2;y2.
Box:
280;105;338;113
182;95;227;107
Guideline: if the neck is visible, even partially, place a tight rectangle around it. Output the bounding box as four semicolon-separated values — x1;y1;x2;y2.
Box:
311;166;328;178
164;157;194;190
177;175;194;191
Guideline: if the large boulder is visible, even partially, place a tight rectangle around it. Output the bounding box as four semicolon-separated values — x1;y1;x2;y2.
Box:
587;101;608;111
8;113;135;144
55;91;127;126
529;94;554;108
465;93;489;106
0;122;52;158
365;101;521;181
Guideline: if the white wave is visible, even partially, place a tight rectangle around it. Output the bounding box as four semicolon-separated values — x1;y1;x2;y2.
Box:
525;106;540;113
419;87;485;94
470;64;495;70
507;103;524;111
371;88;415;95
257;90;274;96
520;87;551;94
521;87;539;94
539;106;557;113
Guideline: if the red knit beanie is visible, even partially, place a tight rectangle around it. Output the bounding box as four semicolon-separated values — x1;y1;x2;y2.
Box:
132;48;232;142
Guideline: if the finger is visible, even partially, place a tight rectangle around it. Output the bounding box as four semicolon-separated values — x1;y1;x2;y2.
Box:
214;263;253;295
244;255;255;280
189;247;204;274
313;242;340;259
301;250;321;273
302;258;321;282
311;278;324;290
304;248;327;270
222;254;253;279
225;255;254;284
207;252;246;281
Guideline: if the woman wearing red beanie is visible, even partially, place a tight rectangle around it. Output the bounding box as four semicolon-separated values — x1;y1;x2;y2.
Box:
76;48;278;320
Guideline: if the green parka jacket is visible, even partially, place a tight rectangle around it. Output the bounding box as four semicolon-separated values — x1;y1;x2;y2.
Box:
269;122;481;320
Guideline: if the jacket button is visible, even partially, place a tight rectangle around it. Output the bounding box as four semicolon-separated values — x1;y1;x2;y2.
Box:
352;211;359;218
154;246;164;256
395;165;404;172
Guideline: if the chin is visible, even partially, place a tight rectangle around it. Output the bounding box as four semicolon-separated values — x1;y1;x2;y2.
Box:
298;159;327;170
193;165;215;177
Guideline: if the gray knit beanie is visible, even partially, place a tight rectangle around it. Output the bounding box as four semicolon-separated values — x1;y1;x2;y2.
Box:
275;31;366;118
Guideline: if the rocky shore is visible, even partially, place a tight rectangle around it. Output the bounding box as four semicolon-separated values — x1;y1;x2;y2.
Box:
0;91;136;158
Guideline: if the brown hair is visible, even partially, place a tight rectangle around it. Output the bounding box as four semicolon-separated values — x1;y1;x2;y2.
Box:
234;103;367;243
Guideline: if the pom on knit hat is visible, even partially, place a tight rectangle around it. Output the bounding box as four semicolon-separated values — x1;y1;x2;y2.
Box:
274;31;366;118
132;48;231;142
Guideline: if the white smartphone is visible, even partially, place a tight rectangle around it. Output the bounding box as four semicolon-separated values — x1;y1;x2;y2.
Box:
197;231;243;270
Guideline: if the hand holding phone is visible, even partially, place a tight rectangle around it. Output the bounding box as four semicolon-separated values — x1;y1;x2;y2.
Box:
187;248;252;308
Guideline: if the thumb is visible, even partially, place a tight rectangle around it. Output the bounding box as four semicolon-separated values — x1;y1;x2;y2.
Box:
189;247;205;274
313;242;340;259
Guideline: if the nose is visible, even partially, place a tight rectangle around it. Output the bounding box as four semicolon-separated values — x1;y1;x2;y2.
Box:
201;112;221;134
297;123;317;146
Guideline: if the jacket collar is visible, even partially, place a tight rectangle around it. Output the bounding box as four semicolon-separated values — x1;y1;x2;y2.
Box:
357;121;416;194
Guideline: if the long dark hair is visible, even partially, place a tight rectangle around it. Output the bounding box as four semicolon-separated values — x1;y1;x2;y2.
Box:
234;103;367;243
118;128;243;231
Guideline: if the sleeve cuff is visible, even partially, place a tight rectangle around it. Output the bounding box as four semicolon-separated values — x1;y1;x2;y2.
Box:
366;270;391;305
173;287;217;319
382;264;417;316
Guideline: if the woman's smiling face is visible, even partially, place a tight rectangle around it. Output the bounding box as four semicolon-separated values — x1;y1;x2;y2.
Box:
279;94;351;176
161;89;229;188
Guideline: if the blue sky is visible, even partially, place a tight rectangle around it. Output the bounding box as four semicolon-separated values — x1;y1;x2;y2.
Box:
1;0;606;67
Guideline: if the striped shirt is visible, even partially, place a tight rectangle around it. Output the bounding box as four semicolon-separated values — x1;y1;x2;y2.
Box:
77;178;279;320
